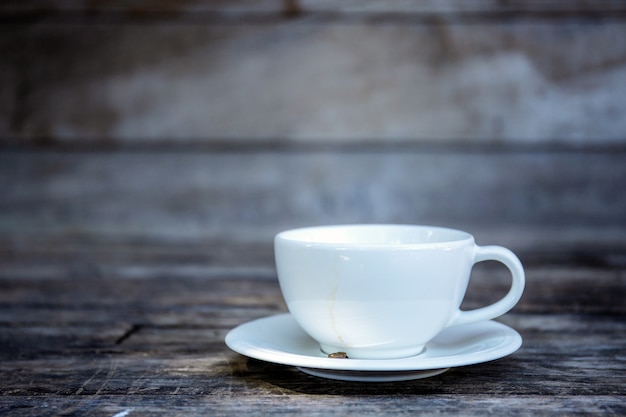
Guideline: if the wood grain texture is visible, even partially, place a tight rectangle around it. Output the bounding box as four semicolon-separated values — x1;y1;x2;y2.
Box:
2;150;625;248
1;254;624;412
0;230;624;415
2;15;626;145
1;2;625;413
3;0;626;17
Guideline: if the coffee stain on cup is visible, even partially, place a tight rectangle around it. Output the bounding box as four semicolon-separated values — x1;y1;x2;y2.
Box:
329;279;345;344
329;255;346;344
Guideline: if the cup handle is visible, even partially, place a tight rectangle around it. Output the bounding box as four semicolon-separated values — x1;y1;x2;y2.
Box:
449;245;525;327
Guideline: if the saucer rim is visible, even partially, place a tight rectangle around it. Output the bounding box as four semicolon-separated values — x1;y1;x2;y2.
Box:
225;313;522;372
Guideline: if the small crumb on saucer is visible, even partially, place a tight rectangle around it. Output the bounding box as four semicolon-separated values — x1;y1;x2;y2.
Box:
328;352;349;359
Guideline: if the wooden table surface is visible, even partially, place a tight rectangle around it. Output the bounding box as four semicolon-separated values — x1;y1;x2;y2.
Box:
1;233;624;416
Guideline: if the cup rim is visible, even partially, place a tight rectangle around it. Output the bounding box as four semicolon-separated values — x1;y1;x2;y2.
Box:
275;224;474;249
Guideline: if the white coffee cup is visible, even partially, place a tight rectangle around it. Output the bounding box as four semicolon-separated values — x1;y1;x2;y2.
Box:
274;224;525;359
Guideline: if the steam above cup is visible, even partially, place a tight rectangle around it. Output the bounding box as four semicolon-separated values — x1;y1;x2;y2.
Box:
274;224;525;360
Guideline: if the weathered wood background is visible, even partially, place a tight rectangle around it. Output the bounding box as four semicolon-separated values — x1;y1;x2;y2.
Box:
1;1;625;416
1;0;626;245
2;1;626;146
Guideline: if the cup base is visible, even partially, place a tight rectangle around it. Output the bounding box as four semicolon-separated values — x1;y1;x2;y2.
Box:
320;343;426;360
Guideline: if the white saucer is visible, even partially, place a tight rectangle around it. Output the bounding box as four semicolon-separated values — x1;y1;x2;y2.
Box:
225;314;522;382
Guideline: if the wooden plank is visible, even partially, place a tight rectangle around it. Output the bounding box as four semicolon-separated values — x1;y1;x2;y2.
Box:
464;265;626;314
2;151;625;248
300;0;626;14
0;324;135;361
1;261;624;317
0;238;276;270
0;395;625;416
0;273;287;326
2;21;626;145
2;0;626;17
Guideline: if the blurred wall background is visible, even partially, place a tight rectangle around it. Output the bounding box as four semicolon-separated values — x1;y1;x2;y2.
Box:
1;1;626;255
